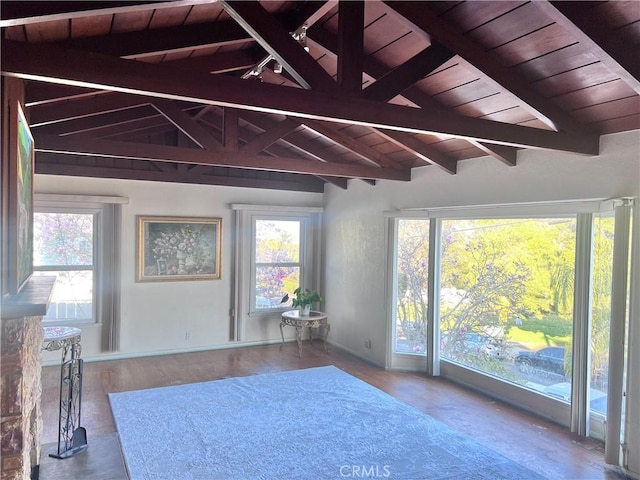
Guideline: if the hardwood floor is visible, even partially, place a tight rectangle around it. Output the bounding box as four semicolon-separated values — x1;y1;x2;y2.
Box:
40;343;626;479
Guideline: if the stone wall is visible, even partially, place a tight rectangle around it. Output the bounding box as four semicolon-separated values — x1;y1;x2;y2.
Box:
1;316;43;480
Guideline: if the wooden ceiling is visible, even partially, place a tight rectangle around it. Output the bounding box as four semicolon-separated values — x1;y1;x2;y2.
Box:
2;1;639;192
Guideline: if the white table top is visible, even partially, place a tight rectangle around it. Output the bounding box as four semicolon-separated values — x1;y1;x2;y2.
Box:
281;310;327;321
43;326;82;342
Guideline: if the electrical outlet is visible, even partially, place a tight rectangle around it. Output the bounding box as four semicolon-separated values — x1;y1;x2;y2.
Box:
364;339;372;349
185;331;191;341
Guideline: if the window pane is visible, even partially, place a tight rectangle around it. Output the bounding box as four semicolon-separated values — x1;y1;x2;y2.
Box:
255;266;300;310
440;218;575;395
590;214;614;416
255;220;300;263
34;212;93;266
395;219;429;354
37;270;93;322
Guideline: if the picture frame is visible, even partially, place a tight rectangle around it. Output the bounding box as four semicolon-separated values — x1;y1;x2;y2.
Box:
6;101;34;294
136;216;221;282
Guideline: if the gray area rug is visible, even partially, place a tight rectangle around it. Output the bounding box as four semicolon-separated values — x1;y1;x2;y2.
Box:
109;366;545;479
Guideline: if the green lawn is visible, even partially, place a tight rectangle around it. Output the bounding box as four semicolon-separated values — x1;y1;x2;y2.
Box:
506;316;572;349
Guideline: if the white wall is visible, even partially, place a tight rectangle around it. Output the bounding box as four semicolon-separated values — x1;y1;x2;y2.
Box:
322;130;640;365
36;175;322;362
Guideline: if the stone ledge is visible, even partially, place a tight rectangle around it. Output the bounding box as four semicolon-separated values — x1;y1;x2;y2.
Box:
1;276;56;320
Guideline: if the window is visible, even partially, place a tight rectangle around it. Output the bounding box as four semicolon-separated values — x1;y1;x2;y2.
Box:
34;210;96;323
232;204;322;342
253;219;302;311
393;219;430;355
388;199;636;441
33;194;124;352
440;217;576;393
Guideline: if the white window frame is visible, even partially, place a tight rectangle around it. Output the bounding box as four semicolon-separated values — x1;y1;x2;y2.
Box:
34;206;100;324
385;198;636;442
232;204;322;341
34;193;126;351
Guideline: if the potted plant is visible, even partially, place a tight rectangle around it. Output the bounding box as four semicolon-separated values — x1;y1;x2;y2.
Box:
281;288;324;316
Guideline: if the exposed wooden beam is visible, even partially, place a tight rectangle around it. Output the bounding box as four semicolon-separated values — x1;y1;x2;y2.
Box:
539;1;640;95
2;40;598;154
300;120;400;169
223;108;240;152
374;130;457;174
25;83;102;107
199;109;348;189
469;141;518;167
28;52;258;125
30;93;150;127
337;0;365;94
235;110;355;166
35;156;326;193
34;134;412;181
240;119;300;155
383;1;598;137
151;100;223;151
35;105;161;137
0;1;220;27
362;42;454;102
222;1;337;92
309;26;523;165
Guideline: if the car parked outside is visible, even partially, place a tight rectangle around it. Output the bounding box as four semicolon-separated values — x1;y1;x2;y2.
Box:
458;333;502;358
515;346;567;376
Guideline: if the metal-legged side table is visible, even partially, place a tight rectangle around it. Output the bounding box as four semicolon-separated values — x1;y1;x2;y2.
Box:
43;326;88;459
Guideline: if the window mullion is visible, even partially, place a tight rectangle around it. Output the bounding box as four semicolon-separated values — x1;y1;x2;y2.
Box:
427;218;441;377
571;213;594;436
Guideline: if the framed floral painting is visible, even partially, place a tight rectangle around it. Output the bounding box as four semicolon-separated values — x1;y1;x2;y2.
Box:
136;216;221;282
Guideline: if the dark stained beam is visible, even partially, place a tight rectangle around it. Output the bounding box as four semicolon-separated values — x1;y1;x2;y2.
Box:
309;25;521;165
240;119;300;155
25;83;102;107
300;120;401;168
469;141;518;167
383;1;597;137
223;108;240;152
57;18;252;59
30;93;151;127
2;40;598;154
222;1;337;91
35;155;326;193
235;110;354;165
28;52;259;123
362;42;454;102
0;1;220;27
374;130;457;174
197;109;348;189
539;1;640;95
34;134;412;181
151;100;223;151
34;105;162;137
337;0;365;94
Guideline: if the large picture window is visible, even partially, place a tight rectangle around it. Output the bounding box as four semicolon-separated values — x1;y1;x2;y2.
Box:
388;199;635;442
439;218;576;395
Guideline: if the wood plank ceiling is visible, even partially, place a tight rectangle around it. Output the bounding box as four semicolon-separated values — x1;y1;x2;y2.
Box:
2;0;639;193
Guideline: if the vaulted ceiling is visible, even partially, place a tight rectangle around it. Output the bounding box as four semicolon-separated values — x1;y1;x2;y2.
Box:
2;1;639;192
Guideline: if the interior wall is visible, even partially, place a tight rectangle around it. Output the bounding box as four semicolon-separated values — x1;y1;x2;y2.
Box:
322;130;640;366
36;175;322;362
